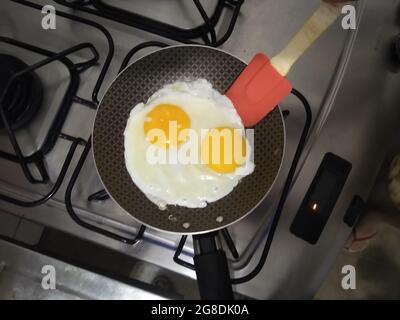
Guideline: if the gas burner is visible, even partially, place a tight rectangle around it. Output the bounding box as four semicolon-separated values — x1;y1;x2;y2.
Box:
0;54;43;131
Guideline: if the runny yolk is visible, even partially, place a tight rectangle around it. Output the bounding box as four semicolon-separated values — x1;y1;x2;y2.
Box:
201;127;247;174
144;104;190;148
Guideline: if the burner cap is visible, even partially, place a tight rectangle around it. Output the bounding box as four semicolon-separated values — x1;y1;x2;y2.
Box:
0;54;43;131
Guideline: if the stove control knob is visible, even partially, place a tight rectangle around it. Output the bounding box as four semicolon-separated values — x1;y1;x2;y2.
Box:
388;33;400;72
394;34;400;62
393;34;400;62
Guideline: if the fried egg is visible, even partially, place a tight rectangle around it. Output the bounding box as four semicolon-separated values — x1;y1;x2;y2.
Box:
124;79;254;209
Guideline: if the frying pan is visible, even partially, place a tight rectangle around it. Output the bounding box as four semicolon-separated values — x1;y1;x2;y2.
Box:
93;45;285;299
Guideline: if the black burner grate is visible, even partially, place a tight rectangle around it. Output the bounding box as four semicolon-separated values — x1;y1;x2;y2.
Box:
54;0;245;46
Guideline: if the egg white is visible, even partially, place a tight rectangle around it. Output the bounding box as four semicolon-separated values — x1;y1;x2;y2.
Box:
124;79;254;209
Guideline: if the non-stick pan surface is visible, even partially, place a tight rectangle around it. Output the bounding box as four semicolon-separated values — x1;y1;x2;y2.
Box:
93;45;284;234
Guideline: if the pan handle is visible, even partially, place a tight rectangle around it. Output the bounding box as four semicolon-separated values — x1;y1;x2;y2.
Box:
193;232;233;300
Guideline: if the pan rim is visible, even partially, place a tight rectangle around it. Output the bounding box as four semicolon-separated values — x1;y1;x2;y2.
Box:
92;44;286;235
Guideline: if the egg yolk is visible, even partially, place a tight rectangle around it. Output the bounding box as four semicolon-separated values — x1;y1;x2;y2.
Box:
144;104;190;148
201;127;247;174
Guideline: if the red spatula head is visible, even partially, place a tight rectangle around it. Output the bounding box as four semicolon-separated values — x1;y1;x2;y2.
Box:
226;53;292;127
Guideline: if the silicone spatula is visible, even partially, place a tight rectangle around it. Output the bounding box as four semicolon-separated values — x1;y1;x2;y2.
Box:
226;1;345;127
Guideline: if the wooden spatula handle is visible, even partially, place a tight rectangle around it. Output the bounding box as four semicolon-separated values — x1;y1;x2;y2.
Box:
270;1;346;76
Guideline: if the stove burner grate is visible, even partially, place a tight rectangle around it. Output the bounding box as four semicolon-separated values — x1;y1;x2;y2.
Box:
54;0;244;46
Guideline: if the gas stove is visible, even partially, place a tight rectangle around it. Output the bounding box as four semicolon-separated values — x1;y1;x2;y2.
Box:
0;0;400;300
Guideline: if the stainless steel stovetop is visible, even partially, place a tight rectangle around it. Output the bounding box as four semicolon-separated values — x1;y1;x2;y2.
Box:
0;0;399;299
